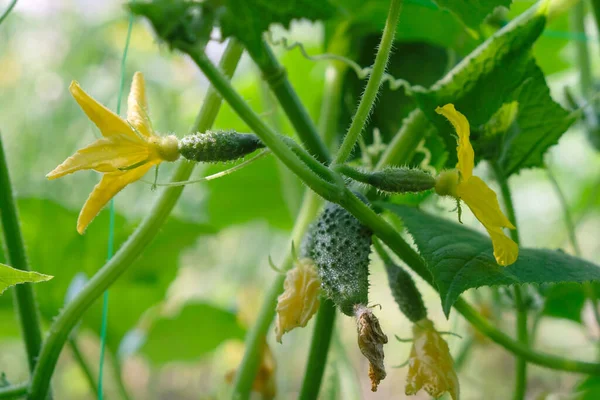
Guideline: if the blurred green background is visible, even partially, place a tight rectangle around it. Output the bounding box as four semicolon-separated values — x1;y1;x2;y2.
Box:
1;0;600;399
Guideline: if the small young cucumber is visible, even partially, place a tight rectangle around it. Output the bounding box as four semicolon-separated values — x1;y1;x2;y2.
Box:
178;130;264;162
385;262;427;323
310;200;373;316
338;165;435;193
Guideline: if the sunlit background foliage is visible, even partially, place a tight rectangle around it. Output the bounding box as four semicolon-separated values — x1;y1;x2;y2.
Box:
0;0;599;398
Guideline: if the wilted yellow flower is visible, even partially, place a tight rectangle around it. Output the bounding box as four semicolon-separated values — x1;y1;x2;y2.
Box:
434;104;518;266
405;318;459;400
355;305;388;392
47;72;179;234
275;258;320;343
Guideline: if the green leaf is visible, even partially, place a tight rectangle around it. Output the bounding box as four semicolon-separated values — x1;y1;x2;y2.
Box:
432;0;511;29
0;263;52;295
218;0;336;54
140;302;245;364
494;64;575;175
412;6;547;168
541;283;586;323
129;0;215;49
0;198;214;353
381;204;600;317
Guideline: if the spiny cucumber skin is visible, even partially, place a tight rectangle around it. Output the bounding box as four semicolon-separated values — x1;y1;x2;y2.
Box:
178;130;264;162
311;202;373;316
385;262;427;323
368;168;435;193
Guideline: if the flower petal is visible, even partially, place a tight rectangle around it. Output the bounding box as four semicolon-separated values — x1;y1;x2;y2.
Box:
435;104;474;180
458;176;515;229
46;136;151;179
70;81;137;139
406;319;459;400
486;226;519;266
458;176;519;266
77;162;155;234
127;72;153;138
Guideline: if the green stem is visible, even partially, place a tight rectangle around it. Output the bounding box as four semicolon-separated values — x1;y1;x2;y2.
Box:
183;45;342;202
0;383;27;399
0;135;45;373
0;0;17;26
68;337;98;396
547;167;600;327
248;41;330;163
298;299;337;400
454;297;600;374
592;0;600;52
231;191;323;398
491;162;527;400
335;164;371;184
332;0;403;165
375;109;429;170
319;63;347;150
27;40;245;400
571;0;593;99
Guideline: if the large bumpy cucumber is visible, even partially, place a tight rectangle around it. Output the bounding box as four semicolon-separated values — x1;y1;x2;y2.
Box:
310;200;373;316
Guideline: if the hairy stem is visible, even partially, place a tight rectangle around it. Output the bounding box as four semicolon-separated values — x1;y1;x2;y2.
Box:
298;299;337;400
332;0;403;165
68;337;98;396
248;40;330;163
27;40;245;400
0;135;45;373
231;191;323;398
491;162;527;400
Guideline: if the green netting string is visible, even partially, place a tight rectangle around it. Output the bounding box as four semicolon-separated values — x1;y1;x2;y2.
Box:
97;9;135;400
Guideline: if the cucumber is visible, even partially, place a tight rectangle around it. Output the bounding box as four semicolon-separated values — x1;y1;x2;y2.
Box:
178;130;264;162
310;200;372;316
385;262;427;323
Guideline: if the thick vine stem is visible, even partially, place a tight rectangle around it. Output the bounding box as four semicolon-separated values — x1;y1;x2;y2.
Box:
332;0;403;165
298;299;337;400
26;40;245;400
491;162;528;400
247;40;330;163
0;135;45;373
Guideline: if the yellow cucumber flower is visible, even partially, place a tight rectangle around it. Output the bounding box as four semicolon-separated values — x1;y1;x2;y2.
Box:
434;104;518;266
47;72;179;234
405;318;460;400
275;258;321;343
